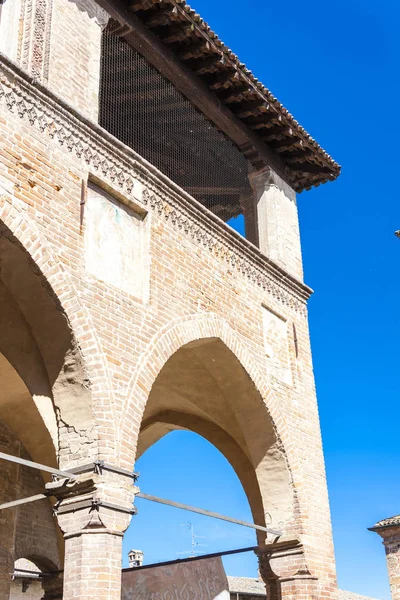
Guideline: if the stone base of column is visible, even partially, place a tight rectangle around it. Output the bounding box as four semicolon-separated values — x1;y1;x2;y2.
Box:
257;538;319;600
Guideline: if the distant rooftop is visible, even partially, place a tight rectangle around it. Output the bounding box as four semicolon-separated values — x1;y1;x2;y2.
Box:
369;514;400;531
227;576;380;600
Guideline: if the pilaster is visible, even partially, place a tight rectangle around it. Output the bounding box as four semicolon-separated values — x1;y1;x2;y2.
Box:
249;166;303;280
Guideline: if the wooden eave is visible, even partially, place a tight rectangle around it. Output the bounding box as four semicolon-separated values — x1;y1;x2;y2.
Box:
99;0;341;192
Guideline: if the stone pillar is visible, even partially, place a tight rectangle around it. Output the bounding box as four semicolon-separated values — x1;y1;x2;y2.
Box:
249;167;303;281
257;538;319;600
370;516;400;600
48;470;136;600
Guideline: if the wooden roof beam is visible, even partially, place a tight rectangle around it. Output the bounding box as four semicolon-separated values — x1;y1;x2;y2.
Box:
272;139;309;154
230;99;270;119
285;151;315;165
176;39;210;60
291;162;334;175
244;113;283;130
204;69;238;90
158;22;194;44
216;84;250;102
127;0;159;12
96;0;289;179
260;126;293;143
143;5;177;27
186;54;225;75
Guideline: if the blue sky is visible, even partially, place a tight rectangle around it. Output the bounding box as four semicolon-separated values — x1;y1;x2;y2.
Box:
124;2;400;599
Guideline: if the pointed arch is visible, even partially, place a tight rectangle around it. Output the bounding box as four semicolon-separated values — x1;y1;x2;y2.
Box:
0;193;116;461
118;313;302;533
119;313;291;463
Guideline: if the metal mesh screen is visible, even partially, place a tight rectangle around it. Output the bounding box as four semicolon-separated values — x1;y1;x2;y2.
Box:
99;23;255;233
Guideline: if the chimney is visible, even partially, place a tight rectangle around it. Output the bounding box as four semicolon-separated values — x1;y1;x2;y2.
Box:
128;550;144;568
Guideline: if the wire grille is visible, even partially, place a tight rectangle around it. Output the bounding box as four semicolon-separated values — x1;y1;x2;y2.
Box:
99;23;255;233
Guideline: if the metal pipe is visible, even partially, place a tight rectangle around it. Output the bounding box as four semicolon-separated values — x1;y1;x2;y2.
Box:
0;451;74;480
122;545;257;571
0;453;283;537
136;492;282;536
0;493;48;511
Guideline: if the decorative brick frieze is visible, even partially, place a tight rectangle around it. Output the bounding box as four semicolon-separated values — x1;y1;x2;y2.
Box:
18;0;53;81
0;53;311;316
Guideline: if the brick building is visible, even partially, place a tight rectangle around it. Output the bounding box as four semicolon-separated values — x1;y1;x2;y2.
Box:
0;0;341;598
227;577;380;600
370;516;400;600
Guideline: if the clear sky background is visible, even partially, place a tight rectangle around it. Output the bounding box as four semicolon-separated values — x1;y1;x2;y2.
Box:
124;2;400;599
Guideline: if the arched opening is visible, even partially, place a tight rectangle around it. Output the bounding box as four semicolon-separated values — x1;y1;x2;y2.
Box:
10;557;59;600
0;222;96;467
124;430;260;577
11;558;44;600
0;220;96;597
126;337;296;571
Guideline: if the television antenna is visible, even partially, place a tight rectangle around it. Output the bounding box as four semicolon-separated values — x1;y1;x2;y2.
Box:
177;522;207;558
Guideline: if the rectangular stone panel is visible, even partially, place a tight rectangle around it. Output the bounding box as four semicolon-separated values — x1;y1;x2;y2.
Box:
262;305;292;385
84;182;149;300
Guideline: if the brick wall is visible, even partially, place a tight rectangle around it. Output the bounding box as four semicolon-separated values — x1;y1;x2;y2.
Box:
0;5;337;595
0;421;60;597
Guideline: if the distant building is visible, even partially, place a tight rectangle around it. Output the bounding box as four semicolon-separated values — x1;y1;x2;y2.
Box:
369;515;400;600
128;550;144;569
227;576;381;600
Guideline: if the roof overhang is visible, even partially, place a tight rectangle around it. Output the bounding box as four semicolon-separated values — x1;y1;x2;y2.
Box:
96;0;341;192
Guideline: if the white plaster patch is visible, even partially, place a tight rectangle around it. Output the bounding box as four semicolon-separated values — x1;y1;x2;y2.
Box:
84;183;149;300
262;305;292;384
0;0;22;62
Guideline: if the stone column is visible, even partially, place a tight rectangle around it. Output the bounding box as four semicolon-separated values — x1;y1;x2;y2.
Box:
48;470;136;600
257;538;319;600
248;167;303;281
370;516;400;600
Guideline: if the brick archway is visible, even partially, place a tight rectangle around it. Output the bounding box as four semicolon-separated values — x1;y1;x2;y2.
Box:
119;312;292;464
0;193;116;461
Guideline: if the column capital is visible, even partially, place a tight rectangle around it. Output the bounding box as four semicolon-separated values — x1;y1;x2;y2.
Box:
256;537;315;581
46;471;137;537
